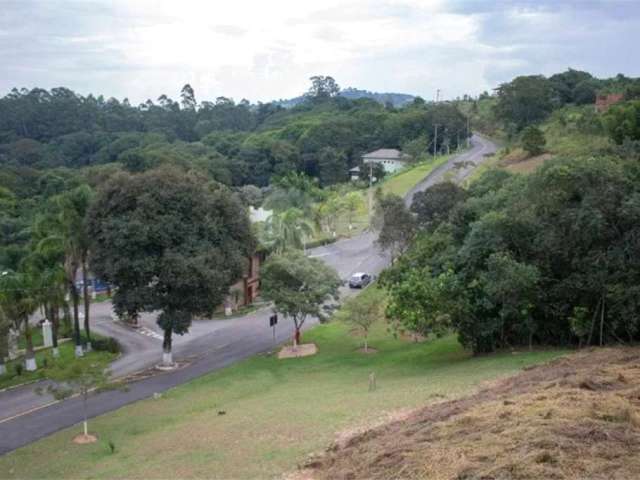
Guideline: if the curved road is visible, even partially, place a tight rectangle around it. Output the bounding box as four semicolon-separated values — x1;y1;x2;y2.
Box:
0;134;496;455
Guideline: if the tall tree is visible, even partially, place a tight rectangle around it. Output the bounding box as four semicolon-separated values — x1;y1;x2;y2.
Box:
306;76;340;101
88;168;254;366
374;193;417;263
41;185;94;355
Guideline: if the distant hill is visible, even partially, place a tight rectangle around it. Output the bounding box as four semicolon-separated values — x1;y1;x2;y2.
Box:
273;87;415;108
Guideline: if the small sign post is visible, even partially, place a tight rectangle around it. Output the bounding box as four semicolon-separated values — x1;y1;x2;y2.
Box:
269;314;278;343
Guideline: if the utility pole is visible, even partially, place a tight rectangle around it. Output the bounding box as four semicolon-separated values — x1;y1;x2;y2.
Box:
368;160;373;225
466;115;470;148
433;124;439;158
435;89;440;103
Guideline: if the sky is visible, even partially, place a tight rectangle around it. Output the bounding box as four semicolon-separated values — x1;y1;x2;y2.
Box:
1;0;639;104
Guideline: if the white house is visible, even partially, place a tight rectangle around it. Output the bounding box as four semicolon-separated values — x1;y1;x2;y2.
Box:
362;148;410;174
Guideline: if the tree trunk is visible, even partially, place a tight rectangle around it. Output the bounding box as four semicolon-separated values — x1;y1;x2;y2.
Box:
71;280;83;357
82;259;92;351
162;328;173;366
83;391;89;436
364;335;368;353
24;316;37;371
0;332;7;375
51;305;60;357
587;297;601;346
599;293;606;347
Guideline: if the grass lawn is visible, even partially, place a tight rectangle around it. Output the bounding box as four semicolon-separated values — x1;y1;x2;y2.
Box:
326;154;452;239
0;288;565;479
378;153;450;197
0;335;117;391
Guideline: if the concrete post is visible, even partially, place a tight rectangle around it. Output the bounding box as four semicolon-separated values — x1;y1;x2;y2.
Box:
7;328;19;360
42;319;53;348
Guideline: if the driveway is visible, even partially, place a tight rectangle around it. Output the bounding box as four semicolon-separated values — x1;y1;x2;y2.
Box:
0;134;497;455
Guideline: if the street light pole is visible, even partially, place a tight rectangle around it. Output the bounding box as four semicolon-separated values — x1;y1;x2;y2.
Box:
368;160;373;225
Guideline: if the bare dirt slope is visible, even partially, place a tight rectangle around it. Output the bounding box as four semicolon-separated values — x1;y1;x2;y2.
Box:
305;348;640;480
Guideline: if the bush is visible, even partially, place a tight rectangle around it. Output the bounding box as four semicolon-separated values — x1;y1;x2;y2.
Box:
305;237;338;249
521;126;546;156
15;363;23;376
92;337;121;354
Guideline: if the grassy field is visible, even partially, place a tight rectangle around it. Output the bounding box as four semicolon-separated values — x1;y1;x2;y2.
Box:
378;154;450;197
0;287;565;479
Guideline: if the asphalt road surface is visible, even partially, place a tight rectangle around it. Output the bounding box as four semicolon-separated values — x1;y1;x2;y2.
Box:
0;134;496;455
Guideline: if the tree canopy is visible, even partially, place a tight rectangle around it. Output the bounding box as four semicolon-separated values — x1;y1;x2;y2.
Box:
88;167;254;364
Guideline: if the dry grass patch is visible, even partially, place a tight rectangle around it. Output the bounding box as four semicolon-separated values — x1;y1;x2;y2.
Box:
278;343;318;359
308;347;640;480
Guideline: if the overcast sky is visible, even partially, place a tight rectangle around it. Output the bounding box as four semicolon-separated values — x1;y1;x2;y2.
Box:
1;0;639;104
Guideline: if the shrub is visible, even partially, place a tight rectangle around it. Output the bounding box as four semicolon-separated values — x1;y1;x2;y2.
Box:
521;126;546;156
92;337;121;354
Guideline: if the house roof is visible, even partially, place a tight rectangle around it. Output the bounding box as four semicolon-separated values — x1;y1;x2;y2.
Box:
362;148;410;161
349;166;361;172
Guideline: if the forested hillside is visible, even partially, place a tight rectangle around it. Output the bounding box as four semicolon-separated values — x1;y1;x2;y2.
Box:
0;77;467;271
378;69;640;353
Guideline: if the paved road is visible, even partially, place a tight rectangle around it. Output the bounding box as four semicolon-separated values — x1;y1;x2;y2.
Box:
0;134;496;455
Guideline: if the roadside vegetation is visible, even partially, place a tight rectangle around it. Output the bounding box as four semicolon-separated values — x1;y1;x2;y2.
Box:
0;333;117;391
0;286;563;478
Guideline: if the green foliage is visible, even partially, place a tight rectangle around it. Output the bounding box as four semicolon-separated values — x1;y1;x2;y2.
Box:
494;75;554;131
603;100;640;144
383;155;640;353
521;126;546;156
317;147;348;186
334;285;385;351
261;250;341;334
410;181;467;230
373;193;417;262
88;168;254;355
259;208;314;253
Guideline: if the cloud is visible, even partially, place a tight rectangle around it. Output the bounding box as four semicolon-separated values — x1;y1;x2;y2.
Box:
0;0;639;103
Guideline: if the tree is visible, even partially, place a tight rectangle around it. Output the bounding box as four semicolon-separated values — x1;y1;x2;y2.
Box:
603;100;640;144
373;193;417;262
494;75;554;131
260;208;314;254
317;147;347;186
238;184;263;207
335;290;384;352
261;251;341;346
411;181;467;230
180;84;197;110
521;125;546;156
343;191;364;230
306;76;340;101
358;162;386;183
42;359;112;440
0;270;39;371
481;252;540;350
44;185;94;355
88;168;254;366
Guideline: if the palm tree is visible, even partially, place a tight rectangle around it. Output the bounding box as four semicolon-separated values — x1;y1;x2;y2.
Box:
38;185;94;356
0;304;10;376
23;248;67;358
0;270;39;371
261;208;314;254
